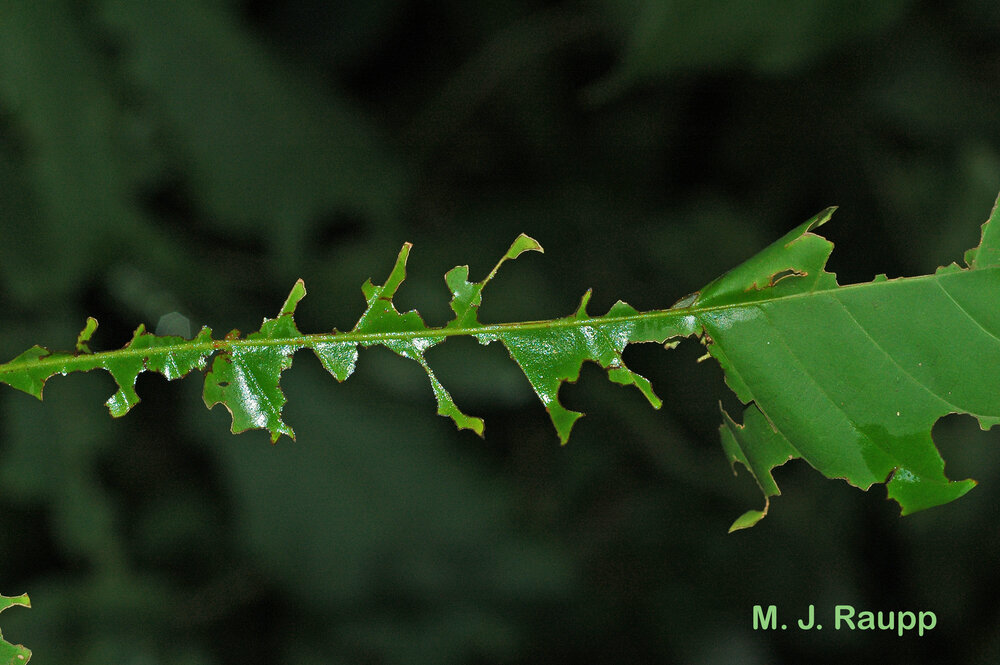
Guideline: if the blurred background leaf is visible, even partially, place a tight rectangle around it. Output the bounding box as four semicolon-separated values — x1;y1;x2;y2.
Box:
0;0;998;663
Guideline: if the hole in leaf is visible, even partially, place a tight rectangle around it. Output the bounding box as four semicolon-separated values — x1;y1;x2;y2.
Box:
768;268;804;286
621;339;730;446
931;413;1000;482
424;336;531;410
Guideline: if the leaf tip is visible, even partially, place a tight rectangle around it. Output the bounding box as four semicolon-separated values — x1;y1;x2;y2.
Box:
279;279;307;317
552;409;583;445
378;243;413;299
574;290;593;317
806;206;837;232
508;233;544;258
75;317;99;353
728;506;768;532
887;470;977;516
270;426;296;444
463;417;486;438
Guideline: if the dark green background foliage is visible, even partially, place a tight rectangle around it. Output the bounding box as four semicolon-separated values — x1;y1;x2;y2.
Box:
0;1;999;662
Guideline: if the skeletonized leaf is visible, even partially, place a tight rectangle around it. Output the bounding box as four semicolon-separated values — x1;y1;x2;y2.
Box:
349;243;484;435
1;194;999;528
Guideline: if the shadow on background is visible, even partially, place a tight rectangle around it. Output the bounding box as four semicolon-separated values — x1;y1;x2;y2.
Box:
0;1;998;663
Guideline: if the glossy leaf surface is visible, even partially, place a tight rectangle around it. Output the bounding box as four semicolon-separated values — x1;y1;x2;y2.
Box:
1;195;998;528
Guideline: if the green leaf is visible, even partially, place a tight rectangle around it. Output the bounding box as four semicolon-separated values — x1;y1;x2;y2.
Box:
705;197;1000;528
350;244;485;436
2;193;999;527
445;233;543;329
0;593;30;663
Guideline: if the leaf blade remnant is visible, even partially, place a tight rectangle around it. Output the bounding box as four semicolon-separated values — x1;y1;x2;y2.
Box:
0;593;31;663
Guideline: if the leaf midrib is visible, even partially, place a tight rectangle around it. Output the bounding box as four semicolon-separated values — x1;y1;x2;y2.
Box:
0;267;985;377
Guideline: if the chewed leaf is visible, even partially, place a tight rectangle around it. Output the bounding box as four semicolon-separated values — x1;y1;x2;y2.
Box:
494;293;681;443
700;200;1000;524
1;193;999;527
75;316;98;352
964;192;1000;269
202;340;298;442
694;207;839;308
0;346;56;398
350;243;484;434
0;593;31;663
446;233;542;328
720;404;798;531
202;280;307;442
0;318;214;417
311;341;358;382
106;325;214;417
